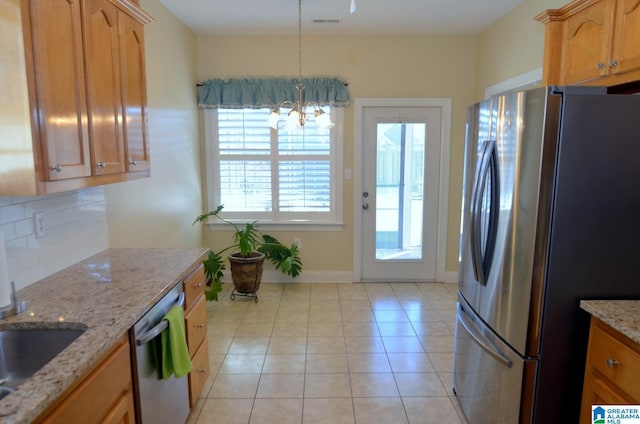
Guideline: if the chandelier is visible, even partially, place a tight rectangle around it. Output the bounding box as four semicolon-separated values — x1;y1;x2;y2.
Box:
268;0;335;131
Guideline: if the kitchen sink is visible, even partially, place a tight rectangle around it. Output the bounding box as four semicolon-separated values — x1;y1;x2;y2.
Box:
0;327;86;400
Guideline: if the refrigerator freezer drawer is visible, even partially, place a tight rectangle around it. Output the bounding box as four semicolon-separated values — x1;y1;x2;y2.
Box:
453;298;527;424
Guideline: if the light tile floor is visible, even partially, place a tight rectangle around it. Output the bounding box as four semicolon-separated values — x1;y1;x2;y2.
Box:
187;282;468;424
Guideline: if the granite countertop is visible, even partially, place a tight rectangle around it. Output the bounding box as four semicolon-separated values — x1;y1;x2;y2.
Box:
580;300;640;345
0;247;208;424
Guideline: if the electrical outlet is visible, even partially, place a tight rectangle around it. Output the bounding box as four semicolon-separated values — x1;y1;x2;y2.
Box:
293;237;302;250
34;212;46;239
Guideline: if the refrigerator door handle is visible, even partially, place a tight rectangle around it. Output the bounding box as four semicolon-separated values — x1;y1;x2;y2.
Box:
457;303;513;368
470;139;500;285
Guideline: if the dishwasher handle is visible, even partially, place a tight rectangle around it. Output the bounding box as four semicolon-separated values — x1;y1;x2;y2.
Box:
135;292;185;346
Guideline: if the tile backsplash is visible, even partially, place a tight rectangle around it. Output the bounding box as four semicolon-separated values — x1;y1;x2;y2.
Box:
0;187;108;290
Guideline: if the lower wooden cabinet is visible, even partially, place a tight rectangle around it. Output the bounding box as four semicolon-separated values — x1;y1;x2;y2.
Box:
34;334;134;424
189;340;211;406
182;264;211;407
580;317;640;423
185;295;207;358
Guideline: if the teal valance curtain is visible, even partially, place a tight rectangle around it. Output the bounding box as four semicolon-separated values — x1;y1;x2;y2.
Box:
197;77;350;109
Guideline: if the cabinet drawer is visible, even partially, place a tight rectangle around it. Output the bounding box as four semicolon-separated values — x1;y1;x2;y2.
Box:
188;339;210;407
183;264;205;311
185;295;207;357
589;319;640;399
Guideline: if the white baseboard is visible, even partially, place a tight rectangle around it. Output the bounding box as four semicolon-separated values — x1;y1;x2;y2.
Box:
444;271;459;284
232;270;355;284
221;270;460;284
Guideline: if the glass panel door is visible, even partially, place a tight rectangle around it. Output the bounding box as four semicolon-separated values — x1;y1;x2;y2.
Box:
361;106;442;281
375;123;425;261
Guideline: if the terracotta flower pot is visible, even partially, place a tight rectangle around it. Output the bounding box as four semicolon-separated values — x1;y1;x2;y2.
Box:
229;252;265;294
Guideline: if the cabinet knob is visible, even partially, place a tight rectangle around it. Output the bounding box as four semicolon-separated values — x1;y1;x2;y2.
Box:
198;368;207;375
596;62;606;70
129;160;137;166
610;60;619;68
606;358;619;368
96;162;106;169
196;323;205;329
49;164;63;172
195;282;203;288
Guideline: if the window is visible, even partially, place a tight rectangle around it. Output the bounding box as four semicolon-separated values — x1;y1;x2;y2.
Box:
204;107;343;227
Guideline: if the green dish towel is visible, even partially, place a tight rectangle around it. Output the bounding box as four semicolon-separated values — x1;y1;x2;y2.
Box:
161;304;193;379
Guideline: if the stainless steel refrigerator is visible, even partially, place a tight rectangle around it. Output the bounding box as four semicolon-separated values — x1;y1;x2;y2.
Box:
453;86;640;423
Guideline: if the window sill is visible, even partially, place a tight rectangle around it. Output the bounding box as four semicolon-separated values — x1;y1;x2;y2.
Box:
205;220;344;232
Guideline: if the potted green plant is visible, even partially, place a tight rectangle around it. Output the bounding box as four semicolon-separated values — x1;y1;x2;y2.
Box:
193;205;302;302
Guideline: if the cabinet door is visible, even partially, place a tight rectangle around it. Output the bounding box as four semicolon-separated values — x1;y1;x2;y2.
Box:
40;337;132;424
83;0;126;176
99;392;135;424
561;0;615;84
119;14;150;173
611;0;640;75
580;373;633;424
28;0;91;181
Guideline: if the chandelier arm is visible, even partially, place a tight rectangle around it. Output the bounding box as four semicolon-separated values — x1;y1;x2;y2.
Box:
269;0;335;130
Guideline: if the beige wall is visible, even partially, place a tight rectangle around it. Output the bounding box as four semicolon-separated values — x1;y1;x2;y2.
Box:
1;0;575;286
105;0;569;279
475;0;566;100
196;35;477;278
104;0;203;248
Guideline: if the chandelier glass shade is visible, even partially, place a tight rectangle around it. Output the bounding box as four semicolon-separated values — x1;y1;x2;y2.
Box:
268;0;335;131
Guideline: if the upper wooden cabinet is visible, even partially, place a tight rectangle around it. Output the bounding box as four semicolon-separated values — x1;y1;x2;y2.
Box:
83;0;127;177
0;0;152;196
536;0;640;86
28;0;92;182
119;15;150;173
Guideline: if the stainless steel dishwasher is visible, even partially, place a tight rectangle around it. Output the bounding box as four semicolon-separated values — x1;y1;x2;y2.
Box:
131;282;190;424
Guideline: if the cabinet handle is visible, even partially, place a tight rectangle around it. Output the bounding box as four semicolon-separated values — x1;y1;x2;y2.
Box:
195;283;203;288
49;164;63;172
610;60;619;68
129;160;137;166
96;162;106;169
606;358;619;368
196;323;205;329
198;368;207;375
596;62;606;70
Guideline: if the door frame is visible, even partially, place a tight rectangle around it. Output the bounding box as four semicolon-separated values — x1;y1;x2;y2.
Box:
353;98;452;282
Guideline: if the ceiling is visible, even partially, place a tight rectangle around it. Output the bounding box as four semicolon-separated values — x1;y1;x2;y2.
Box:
157;0;524;36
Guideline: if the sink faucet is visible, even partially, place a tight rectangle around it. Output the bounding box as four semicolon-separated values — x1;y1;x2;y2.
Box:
0;282;27;319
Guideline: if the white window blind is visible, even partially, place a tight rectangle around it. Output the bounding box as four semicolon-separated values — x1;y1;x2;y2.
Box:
205;107;343;226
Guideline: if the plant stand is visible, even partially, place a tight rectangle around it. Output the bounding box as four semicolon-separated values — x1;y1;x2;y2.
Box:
230;288;259;303
228;252;265;303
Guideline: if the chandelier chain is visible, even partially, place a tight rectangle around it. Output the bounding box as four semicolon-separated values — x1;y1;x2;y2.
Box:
298;0;303;84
